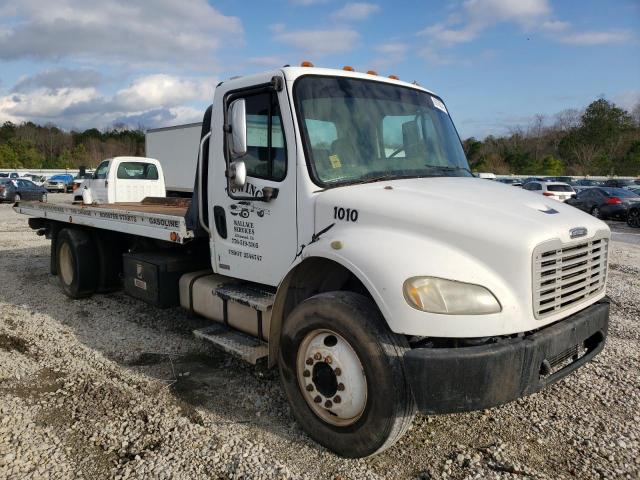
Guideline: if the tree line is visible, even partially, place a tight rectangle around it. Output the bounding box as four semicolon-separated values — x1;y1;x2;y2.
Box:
0;98;639;176
0;122;145;170
464;98;640;177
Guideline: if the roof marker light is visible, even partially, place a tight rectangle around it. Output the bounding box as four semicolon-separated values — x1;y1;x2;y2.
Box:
366;70;378;75
300;61;314;67
342;65;355;71
388;74;399;80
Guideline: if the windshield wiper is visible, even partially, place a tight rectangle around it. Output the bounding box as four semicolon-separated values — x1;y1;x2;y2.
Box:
424;165;473;176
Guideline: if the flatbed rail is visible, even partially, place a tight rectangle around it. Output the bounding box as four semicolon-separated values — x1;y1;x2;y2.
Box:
14;201;195;244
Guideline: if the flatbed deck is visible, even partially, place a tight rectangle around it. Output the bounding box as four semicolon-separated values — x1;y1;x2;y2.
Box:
14;199;195;244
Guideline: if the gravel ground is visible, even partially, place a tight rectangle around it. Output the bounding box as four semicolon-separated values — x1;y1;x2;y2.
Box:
1;195;639;479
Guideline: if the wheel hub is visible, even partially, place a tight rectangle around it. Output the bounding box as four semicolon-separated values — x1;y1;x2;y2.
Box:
58;243;74;286
296;329;367;426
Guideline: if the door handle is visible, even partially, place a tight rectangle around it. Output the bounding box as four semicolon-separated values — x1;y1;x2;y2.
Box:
213;205;227;239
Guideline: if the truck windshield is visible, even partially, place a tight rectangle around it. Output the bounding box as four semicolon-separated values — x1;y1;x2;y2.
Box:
294;76;471;187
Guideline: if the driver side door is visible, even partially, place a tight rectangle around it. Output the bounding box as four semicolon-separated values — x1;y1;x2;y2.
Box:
210;75;298;287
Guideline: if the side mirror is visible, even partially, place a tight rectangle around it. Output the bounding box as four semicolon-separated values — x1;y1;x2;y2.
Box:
229;99;247;158
228;160;247;189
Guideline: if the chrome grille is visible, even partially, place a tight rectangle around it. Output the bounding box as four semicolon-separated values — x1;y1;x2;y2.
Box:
533;235;608;319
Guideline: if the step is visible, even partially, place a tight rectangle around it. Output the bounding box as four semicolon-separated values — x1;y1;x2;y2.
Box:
215;284;275;312
193;323;268;364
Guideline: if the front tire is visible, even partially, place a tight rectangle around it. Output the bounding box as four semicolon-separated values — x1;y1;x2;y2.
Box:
13;193;21;202
591;206;601;219
40;193;47;203
278;292;416;458
56;228;98;298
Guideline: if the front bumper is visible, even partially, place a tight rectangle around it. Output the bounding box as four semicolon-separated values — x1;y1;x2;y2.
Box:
404;298;609;414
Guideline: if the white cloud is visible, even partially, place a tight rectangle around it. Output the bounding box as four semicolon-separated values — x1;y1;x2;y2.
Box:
0;0;242;67
12;68;103;93
331;3;379;22
541;20;569;33
245;56;286;67
369;42;408;70
288;0;330;5
112;74;211;111
418;0;634;65
272;27;359;56
0;73;214;129
558;30;633;46
463;0;551;27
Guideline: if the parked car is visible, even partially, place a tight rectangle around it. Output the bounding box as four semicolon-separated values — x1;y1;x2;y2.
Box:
603;178;635;189
0;172;22;178
476;172;496;180
522;181;575;202
575;178;603;187
0;178;47;203
566;187;640;219
627;203;640;228
628;186;640;196
497;178;523;187
549;176;576;185
46;174;75;193
23;173;47;186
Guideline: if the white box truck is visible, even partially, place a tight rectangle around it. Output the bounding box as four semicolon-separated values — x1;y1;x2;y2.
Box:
145;123;202;196
15;65;610;458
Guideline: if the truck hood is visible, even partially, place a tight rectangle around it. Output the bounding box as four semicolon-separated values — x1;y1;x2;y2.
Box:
315;177;608;248
312;177;610;338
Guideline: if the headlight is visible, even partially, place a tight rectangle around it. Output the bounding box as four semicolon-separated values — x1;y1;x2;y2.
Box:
403;276;501;314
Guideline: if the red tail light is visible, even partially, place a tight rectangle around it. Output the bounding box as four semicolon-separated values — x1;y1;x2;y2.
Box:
542;191;554;196
605;197;622;205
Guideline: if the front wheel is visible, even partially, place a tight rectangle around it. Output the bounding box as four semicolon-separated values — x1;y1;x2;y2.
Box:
13;193;21;203
278;292;416;458
40;193;47;203
591;206;601;219
628;208;640;228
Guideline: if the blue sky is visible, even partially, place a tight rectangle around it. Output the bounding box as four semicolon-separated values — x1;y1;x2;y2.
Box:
0;0;638;138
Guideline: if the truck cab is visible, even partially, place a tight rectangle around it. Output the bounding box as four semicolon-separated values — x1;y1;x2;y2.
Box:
18;65;610;458
77;156;165;204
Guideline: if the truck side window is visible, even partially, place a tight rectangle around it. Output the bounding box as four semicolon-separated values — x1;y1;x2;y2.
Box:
240;92;286;181
94;160;110;179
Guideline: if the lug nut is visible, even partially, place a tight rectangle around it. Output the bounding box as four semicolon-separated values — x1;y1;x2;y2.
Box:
303;369;310;377
337;383;345;391
324;400;333;408
306;358;313;365
325;356;332;364
334;395;341;403
314;352;322;360
306;384;314;392
334;368;342;376
314;396;321;403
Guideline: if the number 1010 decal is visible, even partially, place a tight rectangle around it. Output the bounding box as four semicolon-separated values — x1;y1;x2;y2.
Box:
333;206;358;222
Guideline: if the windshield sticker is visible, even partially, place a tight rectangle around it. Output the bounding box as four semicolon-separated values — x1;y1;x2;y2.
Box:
329;154;342;169
431;97;447;113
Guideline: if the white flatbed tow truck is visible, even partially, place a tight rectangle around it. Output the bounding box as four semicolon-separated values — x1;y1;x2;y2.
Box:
16;64;611;458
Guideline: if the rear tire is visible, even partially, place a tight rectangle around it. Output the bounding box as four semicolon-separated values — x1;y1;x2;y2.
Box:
591;206;601;219
40;193;47;203
56;228;98;298
13;193;21;202
628;208;640;228
278;292;416;458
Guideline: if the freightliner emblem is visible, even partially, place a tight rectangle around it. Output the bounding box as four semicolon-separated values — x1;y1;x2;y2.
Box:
569;227;588;239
